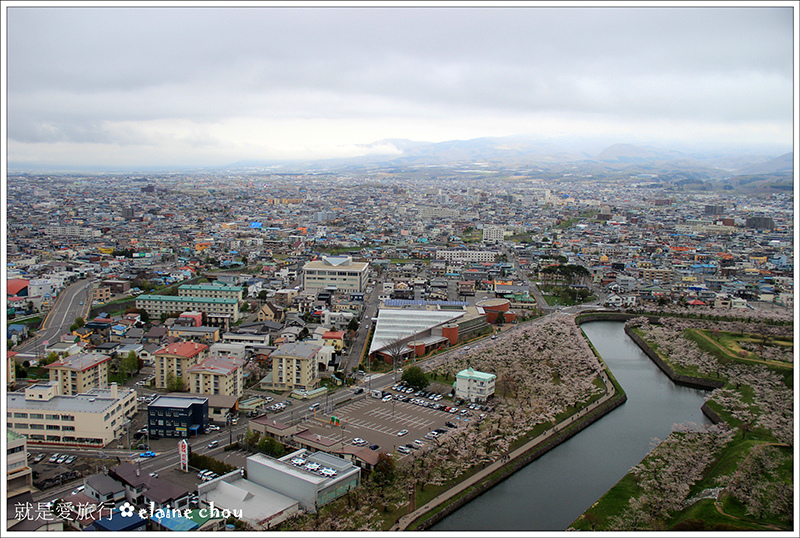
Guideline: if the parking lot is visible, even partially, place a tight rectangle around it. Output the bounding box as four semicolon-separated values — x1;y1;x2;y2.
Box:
299;384;491;461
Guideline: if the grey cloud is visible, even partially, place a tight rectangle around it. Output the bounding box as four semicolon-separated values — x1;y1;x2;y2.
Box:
6;5;794;156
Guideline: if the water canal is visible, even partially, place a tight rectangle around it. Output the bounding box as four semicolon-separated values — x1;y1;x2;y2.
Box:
431;320;714;531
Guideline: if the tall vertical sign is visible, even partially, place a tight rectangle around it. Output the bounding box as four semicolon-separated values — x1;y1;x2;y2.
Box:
178;439;189;472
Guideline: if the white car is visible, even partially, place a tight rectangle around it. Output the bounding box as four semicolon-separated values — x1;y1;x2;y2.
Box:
382;395;392;402
397;445;411;454
396;429;409;437
352;437;366;446
413;439;424;448
207;424;220;431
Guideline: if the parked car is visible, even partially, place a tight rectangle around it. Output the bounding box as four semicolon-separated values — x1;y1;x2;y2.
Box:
396;429;409;437
397;445;411;454
65;455;77;464
368;444;380;451
49;453;60;463
207;424;220;431
56;454;68;464
33;454;46;464
445;421;457;428
352;437;366;446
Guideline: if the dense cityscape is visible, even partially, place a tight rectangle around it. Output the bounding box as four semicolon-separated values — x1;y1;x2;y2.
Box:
4;164;795;532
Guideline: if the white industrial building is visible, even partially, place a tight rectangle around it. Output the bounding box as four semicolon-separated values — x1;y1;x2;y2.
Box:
197;450;360;529
247;450;361;511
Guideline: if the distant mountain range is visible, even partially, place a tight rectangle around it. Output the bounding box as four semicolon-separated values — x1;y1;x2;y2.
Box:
242;135;793;180
10;133;793;181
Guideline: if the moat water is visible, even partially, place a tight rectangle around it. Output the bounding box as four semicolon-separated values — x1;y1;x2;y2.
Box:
431;321;713;531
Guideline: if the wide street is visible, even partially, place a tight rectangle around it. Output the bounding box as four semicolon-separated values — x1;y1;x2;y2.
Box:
13;278;94;358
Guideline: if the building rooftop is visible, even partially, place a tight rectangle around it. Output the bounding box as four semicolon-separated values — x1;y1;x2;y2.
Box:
456;367;497;381
272;341;322;360
137;295;238;305
149;395;208;409
200;472;299;523
369;307;465;355
186;355;244;376
155;341;209;357
7;386;133;414
45;352;111;372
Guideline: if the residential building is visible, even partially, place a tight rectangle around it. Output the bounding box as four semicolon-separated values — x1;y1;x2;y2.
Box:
91;286;112;303
435;249;498;263
454;367;496;403
8;350;17;389
302;256;370;293
186;355;245;398
483;225;505;244
261;342;322;392
45;352;111;395
257;301;285;323
7;430;33;494
84;473;127;510
154;341;209;390
135;294;240;324
178;282;243;301
6;381;137;447
168;324;221;344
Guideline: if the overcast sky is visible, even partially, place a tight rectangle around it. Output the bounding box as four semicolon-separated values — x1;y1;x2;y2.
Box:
4;2;796;169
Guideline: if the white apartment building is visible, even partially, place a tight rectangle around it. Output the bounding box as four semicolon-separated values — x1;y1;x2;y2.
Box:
435;249;498;263
302;256;369;293
45;225;102;238
482;225;505;244
454;367;496;403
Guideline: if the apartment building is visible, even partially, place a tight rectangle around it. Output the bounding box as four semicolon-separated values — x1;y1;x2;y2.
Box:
154;341;209;389
178;282;243;301
302;256;369;293
261;342;322;392
46;352;110;395
45;224;102;239
482;225;505;244
7;430;33;493
454;367;496;403
6;382;137;447
135;295;240;322
435;249;498;263
91;286;112;303
8;351;17;389
186;355;245;398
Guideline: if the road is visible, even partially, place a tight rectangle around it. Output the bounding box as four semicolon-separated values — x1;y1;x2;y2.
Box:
13;278;95;358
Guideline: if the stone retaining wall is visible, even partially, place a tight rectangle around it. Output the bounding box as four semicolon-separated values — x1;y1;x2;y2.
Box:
412;390;627;530
623;325;724;391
